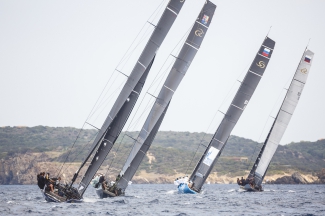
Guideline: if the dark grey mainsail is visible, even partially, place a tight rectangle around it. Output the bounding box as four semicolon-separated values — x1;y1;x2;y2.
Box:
114;1;217;193
75;0;185;196
189;37;276;192
248;49;314;187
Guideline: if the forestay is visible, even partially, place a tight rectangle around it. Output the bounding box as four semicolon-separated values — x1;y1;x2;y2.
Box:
75;0;185;196
189;37;276;192
116;1;217;192
250;49;314;186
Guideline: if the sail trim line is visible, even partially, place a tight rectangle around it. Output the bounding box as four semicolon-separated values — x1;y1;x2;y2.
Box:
213;138;224;144
257;53;270;59
262;44;274;50
167;7;178;15
195;21;208;28
164;85;175;92
249;70;262;77
231;104;244;111
293;79;306;84
280;109;293;115
185;42;199;50
138;61;147;69
103;139;113;144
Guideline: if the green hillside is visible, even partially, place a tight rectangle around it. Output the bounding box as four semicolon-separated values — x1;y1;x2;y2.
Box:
0;126;324;176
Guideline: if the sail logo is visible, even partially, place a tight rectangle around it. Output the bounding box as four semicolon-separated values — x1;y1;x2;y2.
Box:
304;55;312;63
203;147;219;167
201;14;209;25
256;61;265;68
301;68;308;74
195;28;204;37
262;48;270;57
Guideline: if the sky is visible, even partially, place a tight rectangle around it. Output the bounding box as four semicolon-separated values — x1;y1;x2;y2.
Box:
1;0;324;145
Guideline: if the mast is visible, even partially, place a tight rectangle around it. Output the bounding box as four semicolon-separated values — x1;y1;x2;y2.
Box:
74;0;186;195
250;49;314;186
189;36;276;192
115;1;217;193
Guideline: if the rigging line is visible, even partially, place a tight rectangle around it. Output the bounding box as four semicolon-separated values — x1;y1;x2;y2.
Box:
54;123;86;178
59;131;99;177
102;91;156;174
105;19;193;175
96;11;157;108
88;81;125;122
56;3;166;174
105;87;157;171
85;69;120;124
115;0;165;68
148;59;174;95
117;0;167;70
184;61;251;175
146;24;193;94
245;87;288;171
147;0;167;24
118;24;154;71
123;62;174;132
104;133;127;177
129;101;153;133
306;38;311;50
267;26;272;36
104;130;138;177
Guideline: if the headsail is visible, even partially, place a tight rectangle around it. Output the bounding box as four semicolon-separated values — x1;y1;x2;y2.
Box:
75;0;186;196
189;37;276;192
115;1;217;193
249;49;314;186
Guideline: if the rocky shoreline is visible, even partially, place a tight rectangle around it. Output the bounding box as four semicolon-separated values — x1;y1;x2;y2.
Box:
267;170;325;184
1;152;324;185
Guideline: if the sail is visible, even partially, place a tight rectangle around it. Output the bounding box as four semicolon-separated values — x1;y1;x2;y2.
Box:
189;37;276;192
251;49;314;186
116;1;217;192
77;57;154;195
75;0;185;194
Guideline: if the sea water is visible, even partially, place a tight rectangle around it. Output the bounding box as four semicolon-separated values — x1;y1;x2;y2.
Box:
0;184;324;215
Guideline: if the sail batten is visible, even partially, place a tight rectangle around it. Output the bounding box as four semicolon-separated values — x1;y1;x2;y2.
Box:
250;49;314;186
75;0;186;196
189;37;276;192
116;1;217;193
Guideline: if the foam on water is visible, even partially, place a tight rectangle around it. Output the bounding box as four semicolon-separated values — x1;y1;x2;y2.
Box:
83;197;98;203
166;190;176;194
0;184;323;215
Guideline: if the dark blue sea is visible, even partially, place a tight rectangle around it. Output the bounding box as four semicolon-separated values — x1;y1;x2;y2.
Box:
0;184;324;215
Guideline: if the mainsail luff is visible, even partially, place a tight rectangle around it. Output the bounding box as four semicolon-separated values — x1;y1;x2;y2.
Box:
72;0;185;193
116;1;217;193
251;49;314;186
189;37;276;192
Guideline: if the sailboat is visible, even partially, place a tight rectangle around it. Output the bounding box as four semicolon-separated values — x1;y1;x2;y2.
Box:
96;1;217;198
40;0;185;203
241;49;314;192
175;36;276;194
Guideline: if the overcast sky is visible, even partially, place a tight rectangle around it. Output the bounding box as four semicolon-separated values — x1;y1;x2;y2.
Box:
1;0;324;144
